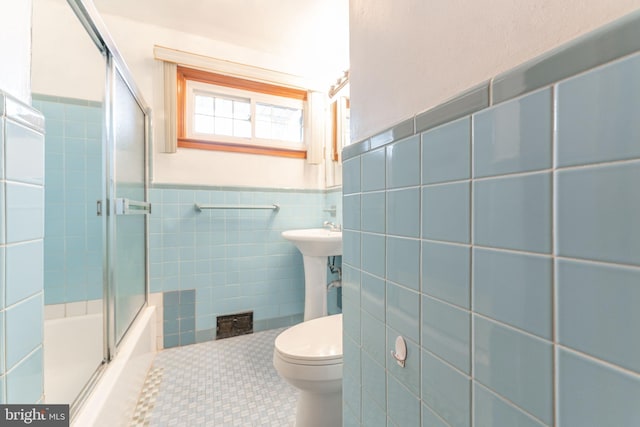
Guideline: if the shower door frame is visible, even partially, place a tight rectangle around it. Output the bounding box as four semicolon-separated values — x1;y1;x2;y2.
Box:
65;0;152;416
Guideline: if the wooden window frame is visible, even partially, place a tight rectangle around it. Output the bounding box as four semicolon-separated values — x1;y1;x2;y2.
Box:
177;66;308;159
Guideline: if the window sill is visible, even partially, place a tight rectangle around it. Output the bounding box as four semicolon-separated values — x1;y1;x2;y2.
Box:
177;138;307;159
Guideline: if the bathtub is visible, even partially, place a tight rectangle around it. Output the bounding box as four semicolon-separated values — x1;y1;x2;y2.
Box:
44;305;157;427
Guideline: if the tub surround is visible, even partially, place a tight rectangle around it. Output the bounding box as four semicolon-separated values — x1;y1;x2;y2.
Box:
342;12;640;427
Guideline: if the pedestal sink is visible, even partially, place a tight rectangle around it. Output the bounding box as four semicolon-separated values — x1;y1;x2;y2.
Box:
282;228;342;321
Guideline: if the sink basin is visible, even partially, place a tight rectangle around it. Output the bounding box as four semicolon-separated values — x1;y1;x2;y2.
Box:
281;228;342;257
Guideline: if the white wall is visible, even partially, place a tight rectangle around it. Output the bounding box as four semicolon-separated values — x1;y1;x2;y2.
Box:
0;2;32;102
349;0;640;141
97;12;342;189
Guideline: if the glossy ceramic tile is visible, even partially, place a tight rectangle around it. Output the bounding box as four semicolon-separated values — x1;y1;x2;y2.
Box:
5;241;43;306
5;183;44;244
474;383;546;427
491;11;640;104
340;229;361;272
342;138;370;160
473;248;552;339
556;53;640;167
422;350;471;427
0;184;4;244
342;157;361;195
370;118;414;150
343;370;361;423
387;374;420;427
416;81;490;133
386;326;420;395
343;333;361;384
558;348;640;427
422;296;470;374
362;393;386;427
386;237;420;291
361;271;385;323
386;135;420;189
343;289;361;345
361;192;385;233
361;233;385;279
421;116;471;184
362;148;386;192
4;121;44;185
387;188;420;238
422;241;470;309
474;316;553;425
422;404;450;427
361;309;386;364
557;259;640;373
386;282;420;343
6;347;43;404
0;120;4;179
5;294;43;370
342;194;361;231
361;348;386;409
556;162;640;266
473;172;551;253
422;181;470;243
473;88;552;178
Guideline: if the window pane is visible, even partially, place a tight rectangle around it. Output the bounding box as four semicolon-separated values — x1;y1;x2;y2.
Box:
215;117;233;136
215;98;233;118
233;100;250;120
195;95;214;115
255;102;302;143
234;119;251;138
194;114;214;134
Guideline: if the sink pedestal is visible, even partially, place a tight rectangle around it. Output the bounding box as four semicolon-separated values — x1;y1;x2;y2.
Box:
302;255;328;321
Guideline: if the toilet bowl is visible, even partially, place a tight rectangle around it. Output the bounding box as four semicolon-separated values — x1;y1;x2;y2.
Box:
273;314;343;427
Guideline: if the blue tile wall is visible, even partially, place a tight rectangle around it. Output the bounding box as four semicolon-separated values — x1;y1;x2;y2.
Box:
150;185;342;346
341;38;640;426
1;91;45;404
33;95;103;305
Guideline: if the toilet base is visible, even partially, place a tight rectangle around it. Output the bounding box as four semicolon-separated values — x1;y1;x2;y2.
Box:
295;390;342;427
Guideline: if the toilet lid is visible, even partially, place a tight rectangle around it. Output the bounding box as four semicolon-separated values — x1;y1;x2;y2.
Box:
275;314;342;363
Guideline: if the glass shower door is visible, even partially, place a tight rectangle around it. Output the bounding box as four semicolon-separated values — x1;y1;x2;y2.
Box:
110;67;148;346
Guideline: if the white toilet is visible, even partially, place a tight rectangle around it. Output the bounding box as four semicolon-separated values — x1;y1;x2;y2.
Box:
273;314;343;427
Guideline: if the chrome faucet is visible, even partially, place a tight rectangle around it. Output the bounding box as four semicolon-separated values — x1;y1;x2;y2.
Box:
323;221;341;231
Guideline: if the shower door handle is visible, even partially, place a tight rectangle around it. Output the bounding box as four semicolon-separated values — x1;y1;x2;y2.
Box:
114;198;152;215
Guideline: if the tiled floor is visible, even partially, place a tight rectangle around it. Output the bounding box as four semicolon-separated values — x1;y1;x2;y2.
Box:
131;328;298;426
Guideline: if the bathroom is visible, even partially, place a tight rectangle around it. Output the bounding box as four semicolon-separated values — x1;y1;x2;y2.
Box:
1;0;640;426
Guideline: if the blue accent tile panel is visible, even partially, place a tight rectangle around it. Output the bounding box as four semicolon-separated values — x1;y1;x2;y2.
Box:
386;237;419;291
343;230;361;268
422;350;471;427
422;295;470;374
386;188;420;237
557;259;640;373
361;350;386;409
386;135;420;189
558;348;640;427
556;162;640;266
473;88;552;178
473;248;552;339
422;116;471;184
361;148;386;192
343;194;361;230
556;53;640;167
474;316;553;425
361;192;385;233
361;233;385;279
361;310;386;364
362;394;386;427
422;241;470;309
4;121;44;185
422;181;470;243
6;347;43;404
473;172;551;253
386;282;420;343
474;383;546;427
387;374;420;427
5;294;43;370
361;272;385;321
342;157;361;195
5;241;43;306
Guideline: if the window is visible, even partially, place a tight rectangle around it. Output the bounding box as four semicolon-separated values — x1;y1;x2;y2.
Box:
177;66;308;158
